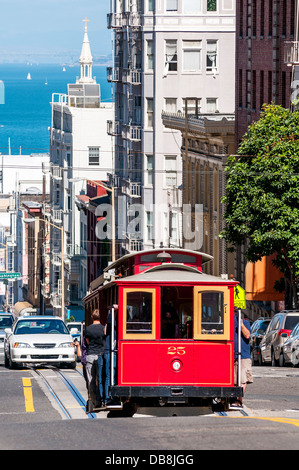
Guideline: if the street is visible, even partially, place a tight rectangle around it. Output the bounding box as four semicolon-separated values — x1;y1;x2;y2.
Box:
0;362;299;452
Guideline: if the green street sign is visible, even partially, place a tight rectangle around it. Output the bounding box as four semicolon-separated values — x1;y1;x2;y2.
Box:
0;272;21;279
234;285;246;310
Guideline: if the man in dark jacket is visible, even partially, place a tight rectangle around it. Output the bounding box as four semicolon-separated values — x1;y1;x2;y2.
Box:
85;309;106;411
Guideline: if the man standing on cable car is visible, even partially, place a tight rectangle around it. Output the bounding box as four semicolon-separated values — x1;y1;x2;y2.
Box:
230;310;253;409
85;309;106;411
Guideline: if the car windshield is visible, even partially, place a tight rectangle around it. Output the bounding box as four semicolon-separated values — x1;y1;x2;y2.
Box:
14;319;69;335
285;316;299;331
0;315;13;329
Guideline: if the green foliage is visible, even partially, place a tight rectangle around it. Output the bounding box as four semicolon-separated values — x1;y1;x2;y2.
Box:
207;0;217;11
220;104;299;306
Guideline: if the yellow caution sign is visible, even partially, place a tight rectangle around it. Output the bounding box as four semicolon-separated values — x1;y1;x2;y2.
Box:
234;285;246;310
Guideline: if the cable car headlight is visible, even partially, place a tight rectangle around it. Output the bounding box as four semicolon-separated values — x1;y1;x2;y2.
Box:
171;360;183;372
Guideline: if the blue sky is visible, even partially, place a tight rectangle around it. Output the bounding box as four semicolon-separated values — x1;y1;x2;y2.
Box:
0;0;112;62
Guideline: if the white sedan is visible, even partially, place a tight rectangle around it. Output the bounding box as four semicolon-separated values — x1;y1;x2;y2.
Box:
4;316;77;369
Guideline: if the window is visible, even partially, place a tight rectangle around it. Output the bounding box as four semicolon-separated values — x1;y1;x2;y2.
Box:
146;98;154;127
184;0;201;13
183;98;201;115
124;289;156;339
163;212;178;245
147;40;154;70
148;0;155;12
165;156;177;187
194;287;230;340
146;211;153;241
164;40;178;75
166;0;178;11
165;98;177;113
145;155;153;185
206;40;218;72
88;147;100;166
207;0;217;11
183;41;202;72
206;98;217;113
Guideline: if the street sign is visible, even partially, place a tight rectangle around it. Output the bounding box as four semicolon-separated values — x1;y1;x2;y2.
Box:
0;273;21;279
234;285;246;310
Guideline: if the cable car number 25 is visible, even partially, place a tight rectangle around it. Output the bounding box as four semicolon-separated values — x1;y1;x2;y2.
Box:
167;346;186;355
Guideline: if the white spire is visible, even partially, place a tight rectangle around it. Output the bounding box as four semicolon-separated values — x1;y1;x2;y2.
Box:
78;18;96;84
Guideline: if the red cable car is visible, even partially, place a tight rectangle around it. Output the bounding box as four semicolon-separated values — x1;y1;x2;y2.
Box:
83;248;242;414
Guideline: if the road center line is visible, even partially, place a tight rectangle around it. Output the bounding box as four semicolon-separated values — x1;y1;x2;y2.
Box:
22;378;35;413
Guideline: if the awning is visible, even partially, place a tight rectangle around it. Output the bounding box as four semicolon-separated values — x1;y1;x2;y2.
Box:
14;301;34;316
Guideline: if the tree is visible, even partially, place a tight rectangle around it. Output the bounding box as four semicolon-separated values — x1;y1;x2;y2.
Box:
220;104;299;308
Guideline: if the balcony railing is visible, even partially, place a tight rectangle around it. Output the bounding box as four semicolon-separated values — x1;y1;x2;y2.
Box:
123;69;142;85
127;238;143;252
107;120;121;136
122;124;142;141
121;179;142;198
66;244;86;258
107;12;122;29
42;203;51;218
107;67;121;83
107;12;142;29
51;165;62;180
52;209;63;224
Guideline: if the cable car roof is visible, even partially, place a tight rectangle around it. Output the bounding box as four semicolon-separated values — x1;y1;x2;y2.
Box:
117;263;236;284
104;248;213;273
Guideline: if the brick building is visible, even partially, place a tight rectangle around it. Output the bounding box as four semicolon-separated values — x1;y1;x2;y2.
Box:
235;0;296;148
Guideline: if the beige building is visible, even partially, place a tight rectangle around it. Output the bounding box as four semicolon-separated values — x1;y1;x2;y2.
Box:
162;110;235;277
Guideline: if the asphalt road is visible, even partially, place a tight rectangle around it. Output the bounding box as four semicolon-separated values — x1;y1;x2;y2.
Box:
1;363;299;452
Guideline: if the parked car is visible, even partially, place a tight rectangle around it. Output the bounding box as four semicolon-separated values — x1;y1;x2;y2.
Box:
282;322;299;367
66;322;84;362
66;322;83;342
260;311;299;366
4;316;77;369
0;313;14;363
250;317;271;365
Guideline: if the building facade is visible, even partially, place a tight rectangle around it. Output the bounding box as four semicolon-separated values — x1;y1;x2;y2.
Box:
235;0;297;148
107;0;236;256
162;111;235;277
46;23;114;317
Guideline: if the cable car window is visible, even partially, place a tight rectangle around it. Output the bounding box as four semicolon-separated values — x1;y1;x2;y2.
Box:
161;286;193;339
194;287;230;340
123;288;156;339
201;292;224;334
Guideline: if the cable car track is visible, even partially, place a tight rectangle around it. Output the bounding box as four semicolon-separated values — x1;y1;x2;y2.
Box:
30;366;97;420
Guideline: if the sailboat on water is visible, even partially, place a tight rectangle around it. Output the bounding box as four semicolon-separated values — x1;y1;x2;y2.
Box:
27;73;32;80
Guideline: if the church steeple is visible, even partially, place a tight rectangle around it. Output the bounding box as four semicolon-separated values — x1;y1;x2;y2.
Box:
78;18;95;84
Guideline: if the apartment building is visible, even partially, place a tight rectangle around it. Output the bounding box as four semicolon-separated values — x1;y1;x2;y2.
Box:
162;111;235;277
46;22;114;317
235;0;297;148
235;0;299;316
107;0;236;256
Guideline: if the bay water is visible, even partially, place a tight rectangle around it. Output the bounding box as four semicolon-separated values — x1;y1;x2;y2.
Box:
0;63;112;155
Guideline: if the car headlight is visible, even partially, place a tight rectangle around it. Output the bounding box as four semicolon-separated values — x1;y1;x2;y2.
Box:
13;342;30;348
58;342;74;348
